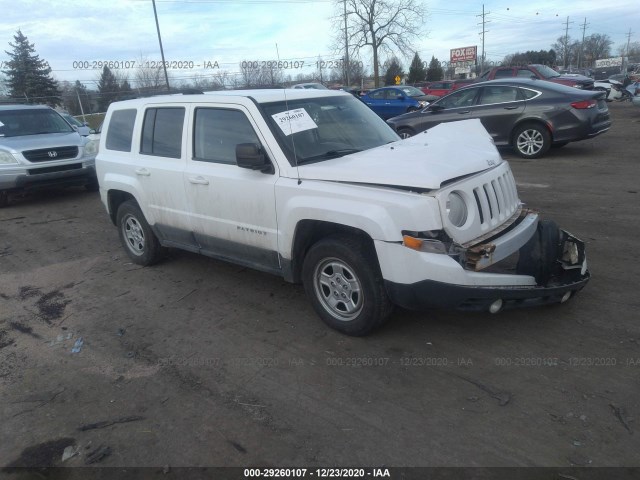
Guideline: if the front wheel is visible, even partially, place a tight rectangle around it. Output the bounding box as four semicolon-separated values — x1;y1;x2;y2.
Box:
302;234;393;336
116;200;165;266
513;123;551;159
397;128;415;139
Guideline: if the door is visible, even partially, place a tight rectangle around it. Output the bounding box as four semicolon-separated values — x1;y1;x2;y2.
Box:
473;86;525;143
363;89;388;118
184;105;280;272
419;87;481;130
134;106;193;245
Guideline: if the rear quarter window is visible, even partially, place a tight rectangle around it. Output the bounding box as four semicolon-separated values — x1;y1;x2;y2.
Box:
105;109;137;152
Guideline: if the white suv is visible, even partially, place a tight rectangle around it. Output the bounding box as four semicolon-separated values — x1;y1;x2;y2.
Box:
96;90;589;335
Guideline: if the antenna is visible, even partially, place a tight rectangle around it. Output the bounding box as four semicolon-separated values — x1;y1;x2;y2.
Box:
275;43;301;185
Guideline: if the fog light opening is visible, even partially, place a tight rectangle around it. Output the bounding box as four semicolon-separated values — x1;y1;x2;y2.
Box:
560;291;572;303
489;299;503;314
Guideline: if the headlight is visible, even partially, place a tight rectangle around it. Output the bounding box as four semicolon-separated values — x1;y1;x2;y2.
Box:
446;191;468;227
84;139;99;156
573;84;583;89
0;151;18;165
419;100;429;107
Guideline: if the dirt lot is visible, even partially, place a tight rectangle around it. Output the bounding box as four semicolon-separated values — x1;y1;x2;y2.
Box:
1;102;639;473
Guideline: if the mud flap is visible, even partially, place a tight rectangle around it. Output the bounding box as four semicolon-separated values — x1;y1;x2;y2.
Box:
516;219;561;285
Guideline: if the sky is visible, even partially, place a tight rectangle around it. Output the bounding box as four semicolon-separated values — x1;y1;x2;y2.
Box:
0;0;638;89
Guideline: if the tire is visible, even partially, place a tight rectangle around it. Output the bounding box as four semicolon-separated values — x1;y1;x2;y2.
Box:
512;123;551;159
397;128;415;139
302;234;393;336
116;200;164;266
0;191;8;208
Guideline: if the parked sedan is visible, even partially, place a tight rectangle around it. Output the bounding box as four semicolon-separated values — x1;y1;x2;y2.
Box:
360;86;430;119
386;78;611;158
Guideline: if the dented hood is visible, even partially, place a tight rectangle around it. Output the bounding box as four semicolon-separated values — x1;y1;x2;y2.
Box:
297;119;502;190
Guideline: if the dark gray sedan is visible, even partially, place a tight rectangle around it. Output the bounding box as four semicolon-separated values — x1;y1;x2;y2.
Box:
386;78;611;158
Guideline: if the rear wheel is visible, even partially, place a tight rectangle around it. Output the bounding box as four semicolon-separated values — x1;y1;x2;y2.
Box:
116;200;165;266
513;123;551;159
302;234;393;336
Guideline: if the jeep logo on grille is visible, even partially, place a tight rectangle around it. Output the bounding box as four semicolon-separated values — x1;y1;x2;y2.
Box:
47;151;58;158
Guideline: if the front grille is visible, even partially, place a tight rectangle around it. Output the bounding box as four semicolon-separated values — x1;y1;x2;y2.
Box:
22;146;79;162
472;170;519;229
28;164;82;175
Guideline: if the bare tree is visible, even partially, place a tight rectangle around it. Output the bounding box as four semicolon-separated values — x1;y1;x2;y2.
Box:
617;41;640;62
334;0;426;87
552;36;580;67
582;34;613;64
134;56;171;92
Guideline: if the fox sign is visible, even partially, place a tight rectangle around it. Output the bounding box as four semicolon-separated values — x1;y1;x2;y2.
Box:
450;46;477;63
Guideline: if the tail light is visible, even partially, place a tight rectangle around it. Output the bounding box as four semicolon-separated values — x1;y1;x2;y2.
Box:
570;99;597;109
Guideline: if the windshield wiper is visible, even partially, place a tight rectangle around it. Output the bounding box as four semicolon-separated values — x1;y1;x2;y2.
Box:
297;148;361;164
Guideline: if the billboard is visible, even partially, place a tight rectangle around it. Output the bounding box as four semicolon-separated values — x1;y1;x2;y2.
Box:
450;46;477;63
595;57;623;68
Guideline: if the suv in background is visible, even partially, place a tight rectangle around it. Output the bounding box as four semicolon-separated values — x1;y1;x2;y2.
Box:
0;105;99;207
96;90;589;336
60;112;91;136
479;64;594;89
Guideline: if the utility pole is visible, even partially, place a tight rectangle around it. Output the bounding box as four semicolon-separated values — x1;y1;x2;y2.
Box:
343;0;350;86
476;4;490;73
75;88;86;122
577;18;588;69
626;29;634;57
152;0;171;92
563;16;574;69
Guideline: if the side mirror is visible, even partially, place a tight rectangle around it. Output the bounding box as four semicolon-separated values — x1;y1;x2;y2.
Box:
236;143;274;174
397;95;405;100
530;74;537;80
427;104;444;112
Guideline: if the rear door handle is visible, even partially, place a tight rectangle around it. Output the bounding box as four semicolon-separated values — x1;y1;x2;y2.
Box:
504;106;518;110
135;168;150;176
188;176;209;185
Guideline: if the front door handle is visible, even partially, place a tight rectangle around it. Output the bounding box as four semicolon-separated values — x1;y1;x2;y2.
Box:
457;110;470;114
188;176;209;185
504;106;518;110
135;168;150;176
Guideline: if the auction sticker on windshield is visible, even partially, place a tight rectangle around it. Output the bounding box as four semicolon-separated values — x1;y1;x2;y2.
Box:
271;108;317;136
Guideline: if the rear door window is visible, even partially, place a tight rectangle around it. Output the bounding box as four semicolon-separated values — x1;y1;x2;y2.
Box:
141;107;185;158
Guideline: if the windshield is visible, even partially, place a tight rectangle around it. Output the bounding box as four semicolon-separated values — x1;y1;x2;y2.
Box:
63;114;84;128
399;86;424;97
260;94;399;165
0;109;74;137
532;64;560;79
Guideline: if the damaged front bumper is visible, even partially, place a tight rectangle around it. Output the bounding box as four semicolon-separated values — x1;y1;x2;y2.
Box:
382;212;590;313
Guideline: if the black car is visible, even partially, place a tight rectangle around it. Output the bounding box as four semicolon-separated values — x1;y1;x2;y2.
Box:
386;78;611;158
